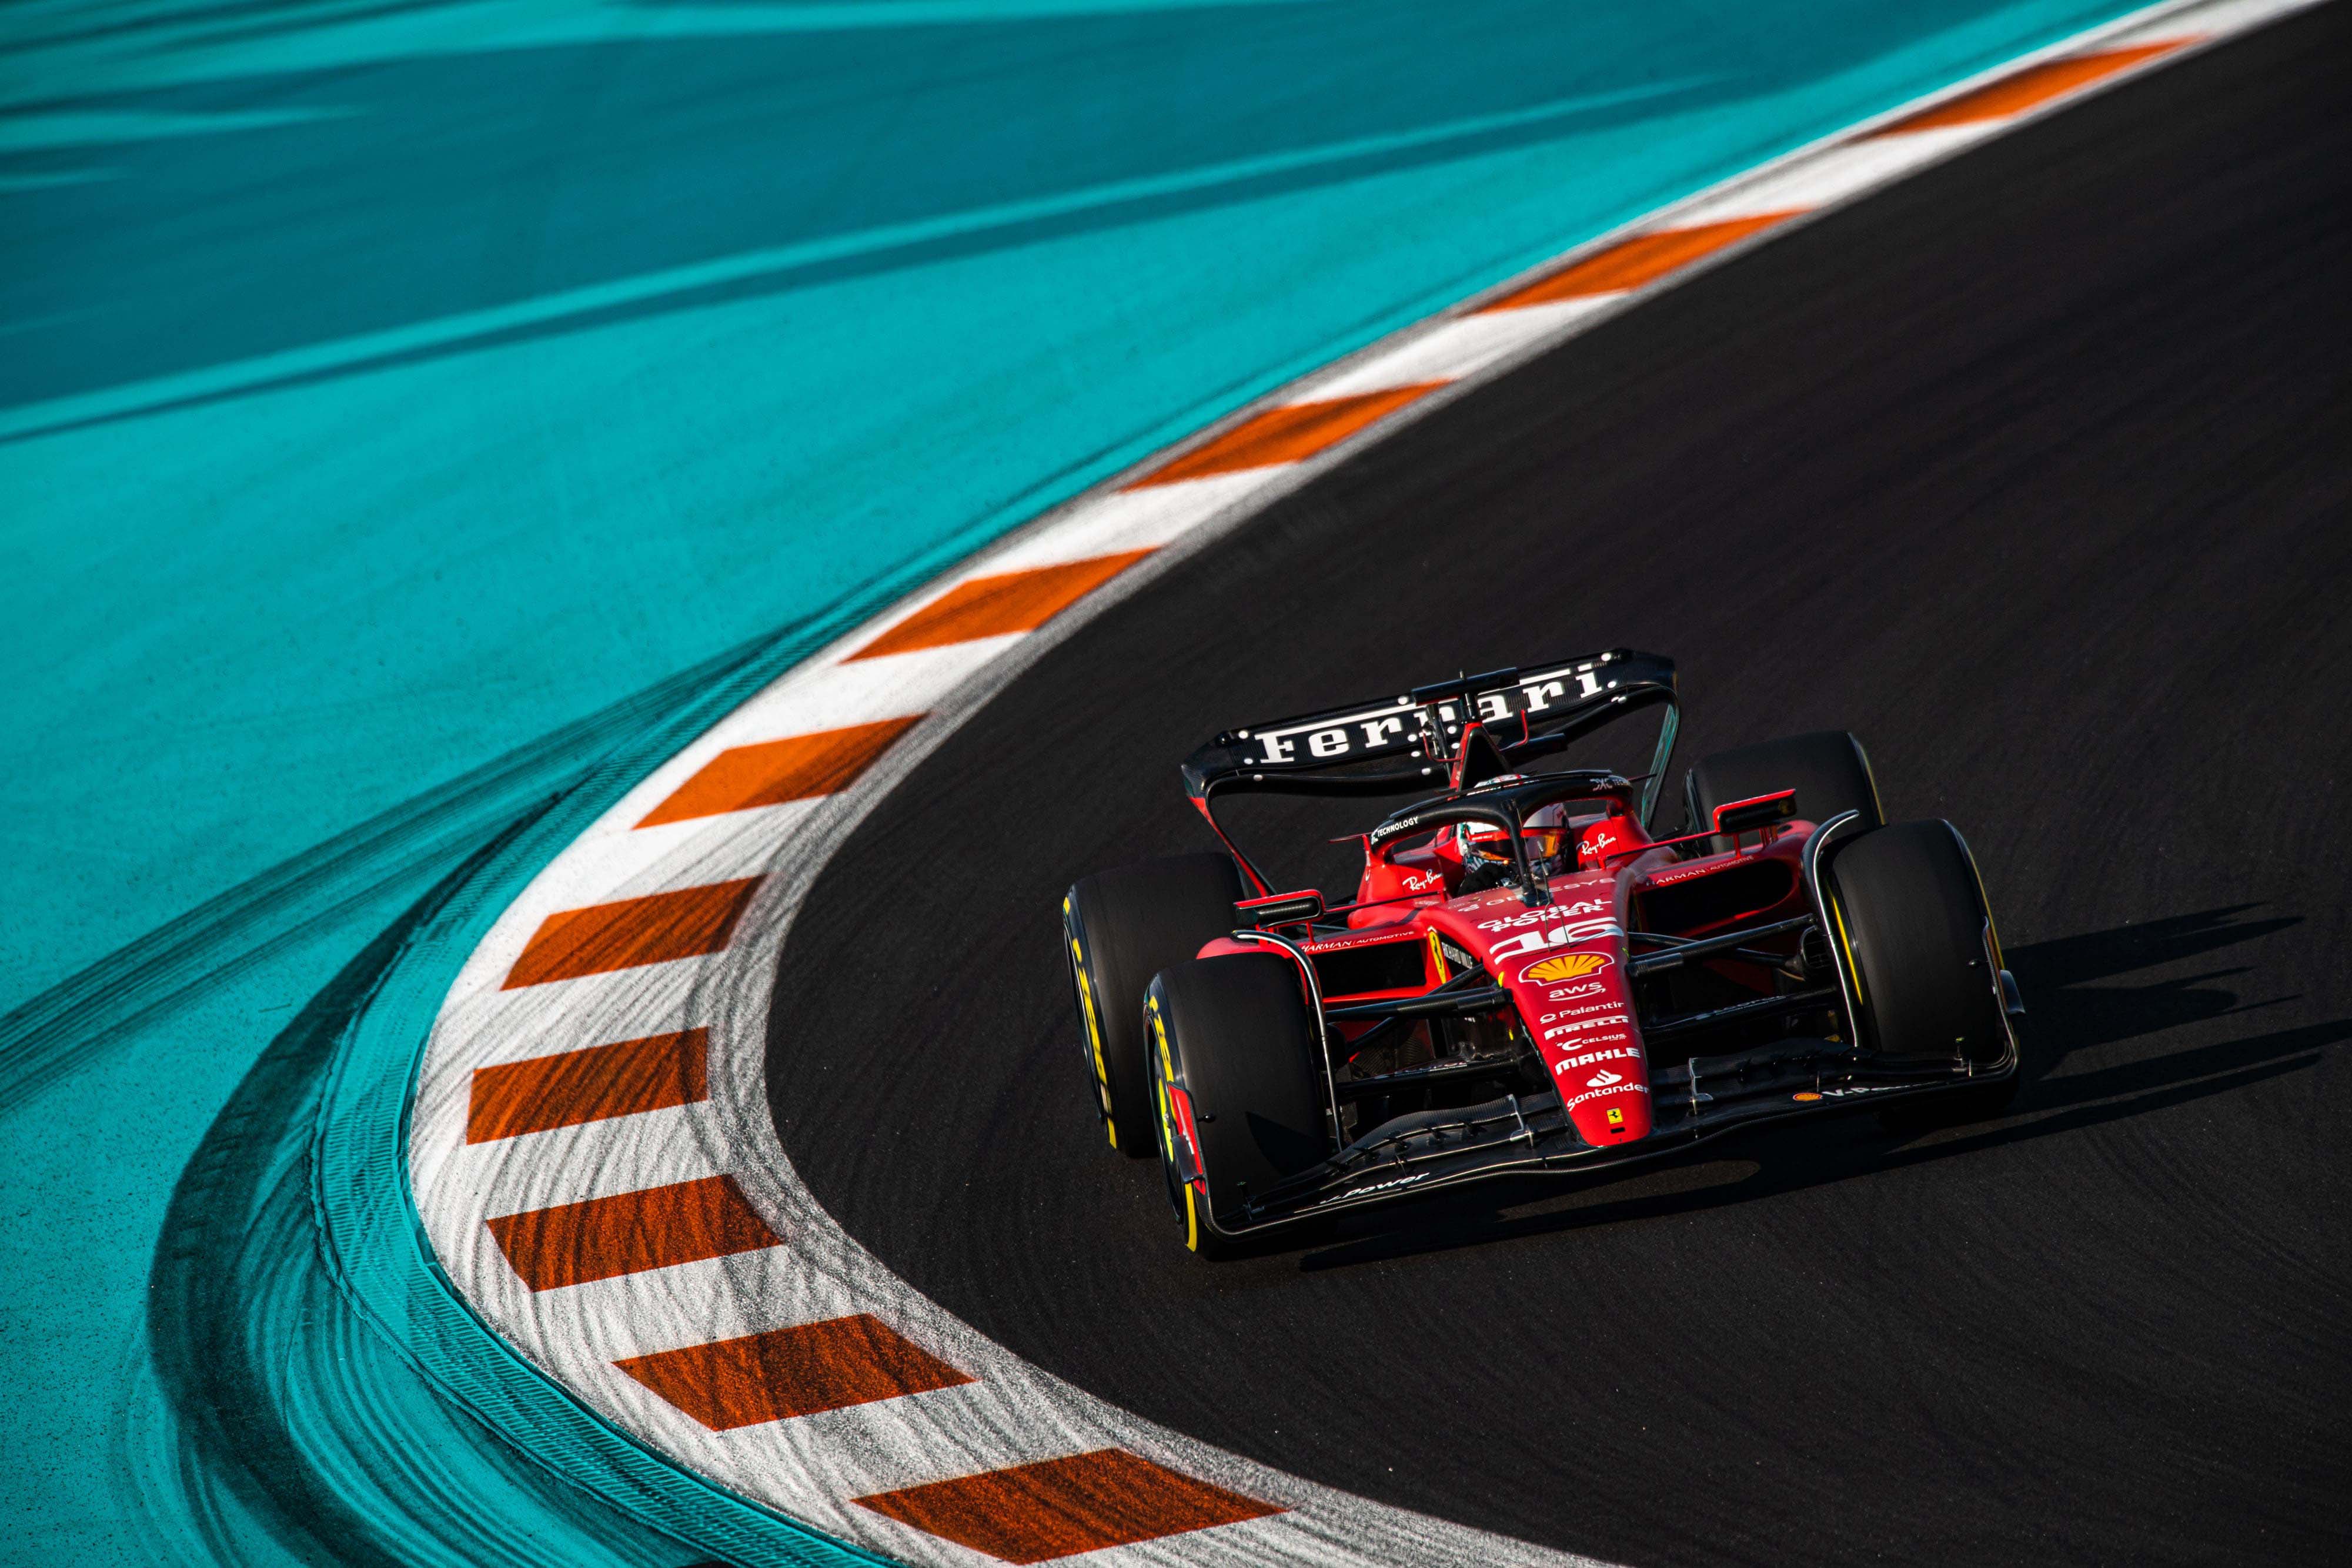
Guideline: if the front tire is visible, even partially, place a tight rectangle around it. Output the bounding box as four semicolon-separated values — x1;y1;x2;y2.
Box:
1823;820;2019;1126
1144;955;1328;1257
1062;854;1244;1157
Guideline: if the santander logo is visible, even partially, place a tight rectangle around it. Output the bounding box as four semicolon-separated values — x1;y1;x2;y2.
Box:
1585;1068;1624;1088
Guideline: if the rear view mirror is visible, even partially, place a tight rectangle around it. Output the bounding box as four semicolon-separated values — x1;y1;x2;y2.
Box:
1235;890;1324;930
1711;790;1798;835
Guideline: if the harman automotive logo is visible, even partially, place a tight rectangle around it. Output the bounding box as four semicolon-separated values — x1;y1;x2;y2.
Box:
1521;952;1612;985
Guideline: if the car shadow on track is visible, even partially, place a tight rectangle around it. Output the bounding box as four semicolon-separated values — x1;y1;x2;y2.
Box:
1294;904;2346;1272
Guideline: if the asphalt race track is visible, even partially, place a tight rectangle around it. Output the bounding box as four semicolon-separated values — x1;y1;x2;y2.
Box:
767;9;2352;1567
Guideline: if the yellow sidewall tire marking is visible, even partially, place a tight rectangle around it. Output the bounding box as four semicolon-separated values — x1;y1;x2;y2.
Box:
1150;998;1194;1240
1829;889;1867;1012
1151;1003;1178;1171
1070;935;1116;1147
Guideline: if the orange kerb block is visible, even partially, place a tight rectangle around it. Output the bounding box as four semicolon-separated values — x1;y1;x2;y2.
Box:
850;551;1154;660
502;878;762;989
1127;384;1442;489
637;716;923;827
853;1449;1283;1563
465;1028;709;1144
1873;43;2186;133
614;1313;975;1430
485;1173;781;1291
1481;213;1798;310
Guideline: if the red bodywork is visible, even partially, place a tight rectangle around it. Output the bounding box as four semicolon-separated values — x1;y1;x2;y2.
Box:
1202;774;1820;1153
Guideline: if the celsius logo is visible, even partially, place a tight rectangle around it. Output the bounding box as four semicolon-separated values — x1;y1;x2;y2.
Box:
1586;1069;1623;1088
1522;952;1612;985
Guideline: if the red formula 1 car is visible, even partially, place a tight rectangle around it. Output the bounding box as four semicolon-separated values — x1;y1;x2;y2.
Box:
1062;650;2024;1256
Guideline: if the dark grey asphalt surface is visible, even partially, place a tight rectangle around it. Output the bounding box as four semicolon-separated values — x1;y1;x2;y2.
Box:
766;9;2352;1565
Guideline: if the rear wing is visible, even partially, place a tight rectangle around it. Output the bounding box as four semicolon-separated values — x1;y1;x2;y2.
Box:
1181;649;1679;890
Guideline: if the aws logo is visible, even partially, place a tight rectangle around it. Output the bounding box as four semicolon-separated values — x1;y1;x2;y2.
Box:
1520;951;1613;985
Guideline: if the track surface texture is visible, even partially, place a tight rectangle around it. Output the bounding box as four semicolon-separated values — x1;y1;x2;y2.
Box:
769;11;2352;1567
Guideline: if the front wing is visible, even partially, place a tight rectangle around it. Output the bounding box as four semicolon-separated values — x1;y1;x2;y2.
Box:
1205;1013;2022;1241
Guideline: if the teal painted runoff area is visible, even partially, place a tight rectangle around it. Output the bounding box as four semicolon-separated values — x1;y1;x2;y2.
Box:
2;0;2148;1560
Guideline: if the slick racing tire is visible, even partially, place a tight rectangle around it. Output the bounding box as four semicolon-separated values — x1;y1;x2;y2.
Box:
1063;853;1244;1158
1822;820;2021;1127
1686;730;1883;849
1144;955;1327;1259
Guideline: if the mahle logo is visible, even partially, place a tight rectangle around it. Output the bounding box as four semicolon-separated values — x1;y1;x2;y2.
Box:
1521;951;1612;985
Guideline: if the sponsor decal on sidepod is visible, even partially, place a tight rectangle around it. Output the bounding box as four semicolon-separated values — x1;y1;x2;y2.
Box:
1647;860;1733;888
1522;951;1613;985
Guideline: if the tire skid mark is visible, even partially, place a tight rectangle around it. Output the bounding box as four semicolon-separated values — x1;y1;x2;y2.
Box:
466;1028;711;1145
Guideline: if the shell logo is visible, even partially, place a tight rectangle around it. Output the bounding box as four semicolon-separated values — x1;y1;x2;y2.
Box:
1521;951;1612;985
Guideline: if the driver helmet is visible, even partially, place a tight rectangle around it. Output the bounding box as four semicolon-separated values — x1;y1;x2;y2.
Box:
1522;802;1571;872
1449;777;1569;877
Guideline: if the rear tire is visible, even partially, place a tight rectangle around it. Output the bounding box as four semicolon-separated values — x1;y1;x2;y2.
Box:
1687;730;1883;847
1062;854;1244;1158
1144;955;1328;1258
1823;821;2019;1127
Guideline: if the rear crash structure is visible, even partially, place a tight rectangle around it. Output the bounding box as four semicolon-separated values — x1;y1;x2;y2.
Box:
1063;651;2026;1256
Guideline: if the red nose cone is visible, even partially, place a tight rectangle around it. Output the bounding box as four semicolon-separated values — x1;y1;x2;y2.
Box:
1561;1072;1653;1144
1502;936;1652;1147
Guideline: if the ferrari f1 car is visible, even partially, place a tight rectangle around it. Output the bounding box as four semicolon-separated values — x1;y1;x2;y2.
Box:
1061;650;2025;1256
